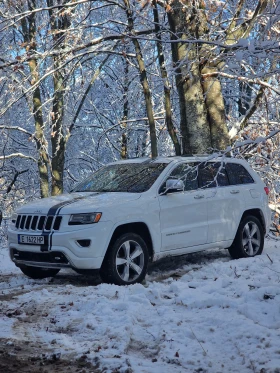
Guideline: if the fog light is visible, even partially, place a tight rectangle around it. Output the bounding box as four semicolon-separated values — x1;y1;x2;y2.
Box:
76;239;91;248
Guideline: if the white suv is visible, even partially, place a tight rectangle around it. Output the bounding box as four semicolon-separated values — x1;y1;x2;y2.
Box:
8;156;271;285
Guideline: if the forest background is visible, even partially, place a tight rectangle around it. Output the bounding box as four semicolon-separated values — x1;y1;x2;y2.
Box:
0;0;279;222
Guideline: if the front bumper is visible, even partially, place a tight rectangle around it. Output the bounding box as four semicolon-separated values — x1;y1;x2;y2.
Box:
8;221;113;270
10;248;104;270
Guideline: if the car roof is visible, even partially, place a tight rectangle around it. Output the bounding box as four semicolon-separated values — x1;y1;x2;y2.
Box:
109;157;173;165
109;155;246;165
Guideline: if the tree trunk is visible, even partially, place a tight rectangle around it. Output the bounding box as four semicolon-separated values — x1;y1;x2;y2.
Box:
167;1;212;154
121;58;129;159
153;1;181;155
201;65;229;150
50;66;65;196
32;78;50;198
21;0;49;198
47;0;72;195
238;74;252;117
123;0;158;158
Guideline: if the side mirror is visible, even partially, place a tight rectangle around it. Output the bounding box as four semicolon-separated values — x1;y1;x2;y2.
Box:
165;179;184;193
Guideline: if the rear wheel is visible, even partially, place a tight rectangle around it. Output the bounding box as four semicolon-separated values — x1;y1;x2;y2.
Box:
100;233;149;285
228;215;264;259
19;266;60;279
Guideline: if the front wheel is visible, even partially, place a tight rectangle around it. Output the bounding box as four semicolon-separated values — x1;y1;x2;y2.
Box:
228;215;264;259
19;266;60;279
100;233;149;285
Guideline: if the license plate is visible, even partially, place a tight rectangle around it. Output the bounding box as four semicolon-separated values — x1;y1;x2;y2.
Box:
18;235;45;245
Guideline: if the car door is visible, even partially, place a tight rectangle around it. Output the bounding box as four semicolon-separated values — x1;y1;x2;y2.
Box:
199;162;245;243
226;162;257;207
158;162;208;251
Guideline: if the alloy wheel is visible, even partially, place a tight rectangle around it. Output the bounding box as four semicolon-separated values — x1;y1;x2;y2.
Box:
242;221;261;256
115;240;145;282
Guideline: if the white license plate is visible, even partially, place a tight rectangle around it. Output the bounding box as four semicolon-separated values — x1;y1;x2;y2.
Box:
18;235;45;245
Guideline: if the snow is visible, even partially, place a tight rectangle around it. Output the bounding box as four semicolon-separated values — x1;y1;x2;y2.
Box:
1;239;280;372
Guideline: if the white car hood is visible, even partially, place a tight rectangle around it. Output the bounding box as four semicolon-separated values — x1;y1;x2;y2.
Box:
17;192;141;215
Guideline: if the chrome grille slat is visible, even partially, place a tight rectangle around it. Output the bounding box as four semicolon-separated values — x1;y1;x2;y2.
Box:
38;216;46;231
31;215;39;230
45;216;54;231
25;216;32;230
53;216;62;230
15;215;21;228
15;214;62;232
20;215;26;229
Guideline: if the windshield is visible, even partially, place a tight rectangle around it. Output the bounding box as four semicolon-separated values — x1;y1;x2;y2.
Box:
71;163;167;193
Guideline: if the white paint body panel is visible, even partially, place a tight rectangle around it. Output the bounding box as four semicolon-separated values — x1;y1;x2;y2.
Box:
207;186;244;243
159;190;208;251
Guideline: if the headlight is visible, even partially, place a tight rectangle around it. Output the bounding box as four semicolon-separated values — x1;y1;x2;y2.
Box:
68;212;102;225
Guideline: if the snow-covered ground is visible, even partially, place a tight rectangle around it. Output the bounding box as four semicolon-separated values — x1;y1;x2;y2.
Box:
1;238;280;373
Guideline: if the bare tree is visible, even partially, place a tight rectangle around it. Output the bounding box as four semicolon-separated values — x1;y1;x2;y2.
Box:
0;0;279;206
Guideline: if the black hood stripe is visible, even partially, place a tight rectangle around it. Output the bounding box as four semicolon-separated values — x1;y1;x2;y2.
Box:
47;200;75;217
47;192;104;216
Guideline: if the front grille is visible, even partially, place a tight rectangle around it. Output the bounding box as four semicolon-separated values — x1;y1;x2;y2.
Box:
15;214;62;232
12;249;69;264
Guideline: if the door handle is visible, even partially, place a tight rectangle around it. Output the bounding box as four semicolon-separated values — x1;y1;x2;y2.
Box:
194;194;204;199
230;190;240;194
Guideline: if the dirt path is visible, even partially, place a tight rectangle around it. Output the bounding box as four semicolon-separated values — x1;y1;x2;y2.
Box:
0;272;103;373
0;340;100;373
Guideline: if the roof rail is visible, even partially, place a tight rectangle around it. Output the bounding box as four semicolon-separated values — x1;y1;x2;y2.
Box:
167;154;207;157
180;153;232;158
166;153;232;159
179;154;211;157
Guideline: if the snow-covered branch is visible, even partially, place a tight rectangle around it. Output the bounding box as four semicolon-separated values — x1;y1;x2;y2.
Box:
0;153;36;162
202;72;280;96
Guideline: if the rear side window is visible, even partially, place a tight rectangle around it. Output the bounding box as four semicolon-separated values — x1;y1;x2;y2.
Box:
199;163;229;188
226;163;254;185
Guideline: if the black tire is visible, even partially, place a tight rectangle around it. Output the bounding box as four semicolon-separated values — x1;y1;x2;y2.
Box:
228;215;264;259
100;233;149;285
19;266;60;279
